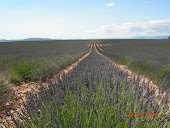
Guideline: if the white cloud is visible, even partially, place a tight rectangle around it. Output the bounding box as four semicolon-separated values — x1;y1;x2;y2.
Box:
105;3;115;6
80;19;170;38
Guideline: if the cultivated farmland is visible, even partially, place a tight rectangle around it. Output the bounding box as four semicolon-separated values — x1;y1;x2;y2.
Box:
0;40;170;127
97;39;170;90
0;40;89;104
0;40;90;81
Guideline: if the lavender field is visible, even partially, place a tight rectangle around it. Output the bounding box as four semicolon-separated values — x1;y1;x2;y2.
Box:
2;43;169;128
97;39;170;90
1;0;170;127
0;40;89;104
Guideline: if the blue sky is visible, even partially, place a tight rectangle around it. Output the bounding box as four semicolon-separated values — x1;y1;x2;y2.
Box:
0;0;170;39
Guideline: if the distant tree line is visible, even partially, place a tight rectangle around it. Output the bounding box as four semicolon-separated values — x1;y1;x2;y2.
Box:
168;36;170;39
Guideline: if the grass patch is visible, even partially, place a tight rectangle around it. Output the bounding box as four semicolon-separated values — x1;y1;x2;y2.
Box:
8;58;44;82
7;55;73;82
0;74;10;104
117;56;130;65
2;53;86;83
116;56;170;89
155;65;170;89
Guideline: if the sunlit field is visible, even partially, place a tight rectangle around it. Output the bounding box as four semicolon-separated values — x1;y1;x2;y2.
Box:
0;40;169;128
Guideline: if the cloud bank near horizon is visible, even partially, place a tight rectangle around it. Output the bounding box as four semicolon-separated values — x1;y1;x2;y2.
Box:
0;19;170;39
78;19;170;39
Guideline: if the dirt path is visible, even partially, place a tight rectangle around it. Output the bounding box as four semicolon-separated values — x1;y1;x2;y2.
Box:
96;44;104;51
94;44;170;114
0;45;93;127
